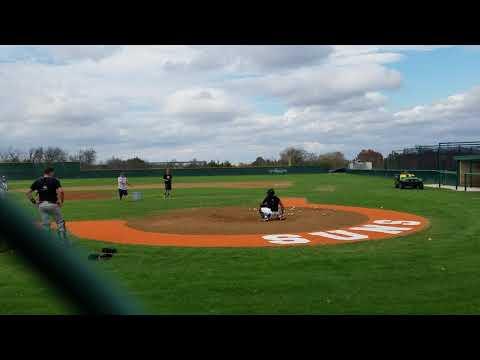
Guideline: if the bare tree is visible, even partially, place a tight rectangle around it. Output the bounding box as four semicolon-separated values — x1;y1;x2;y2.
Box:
279;147;307;166
43;147;68;163
318;152;348;169
0;148;24;162
24;147;45;163
2;146;101;165
105;157;126;169
303;151;319;165
251;156;267;166
126;157;148;169
276;147;348;169
27;148;36;162
82;148;97;165
69;148;97;165
33;147;45;163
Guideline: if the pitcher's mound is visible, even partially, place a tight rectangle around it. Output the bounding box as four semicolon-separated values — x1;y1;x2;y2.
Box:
127;206;368;235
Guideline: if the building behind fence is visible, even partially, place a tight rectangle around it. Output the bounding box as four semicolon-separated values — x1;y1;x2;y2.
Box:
456;155;480;187
348;160;372;170
384;141;480;171
349;141;480;189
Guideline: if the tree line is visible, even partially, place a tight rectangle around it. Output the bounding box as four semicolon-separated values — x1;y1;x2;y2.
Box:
1;145;385;170
247;147;349;169
0;147;97;166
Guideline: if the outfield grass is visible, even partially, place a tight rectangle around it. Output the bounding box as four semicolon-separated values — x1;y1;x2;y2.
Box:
6;174;289;190
2;173;480;314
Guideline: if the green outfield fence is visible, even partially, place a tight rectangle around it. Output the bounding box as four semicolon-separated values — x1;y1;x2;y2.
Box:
78;166;329;178
0;162;81;180
0;162;464;187
346;169;459;187
0;162;329;180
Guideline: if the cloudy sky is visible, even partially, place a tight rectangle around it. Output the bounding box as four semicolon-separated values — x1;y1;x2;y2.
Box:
1;45;480;163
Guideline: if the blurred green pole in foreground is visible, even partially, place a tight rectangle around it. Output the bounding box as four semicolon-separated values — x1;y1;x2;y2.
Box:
0;197;143;315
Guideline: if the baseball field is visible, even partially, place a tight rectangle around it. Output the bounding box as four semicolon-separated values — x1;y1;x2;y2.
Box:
1;172;480;314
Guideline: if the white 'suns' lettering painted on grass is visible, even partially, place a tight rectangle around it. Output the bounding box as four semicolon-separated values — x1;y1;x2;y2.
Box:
262;220;423;245
263;234;311;245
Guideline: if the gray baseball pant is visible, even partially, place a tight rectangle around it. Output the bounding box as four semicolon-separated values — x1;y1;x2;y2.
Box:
38;202;68;243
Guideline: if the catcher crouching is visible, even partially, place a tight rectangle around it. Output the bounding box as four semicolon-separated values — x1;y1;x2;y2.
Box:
259;188;286;221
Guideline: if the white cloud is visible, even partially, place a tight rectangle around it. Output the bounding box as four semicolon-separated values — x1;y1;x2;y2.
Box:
190;45;333;72
40;45;122;63
230;63;401;107
0;45;122;64
1;44;478;162
393;87;480;127
332;45;453;55
164;87;249;123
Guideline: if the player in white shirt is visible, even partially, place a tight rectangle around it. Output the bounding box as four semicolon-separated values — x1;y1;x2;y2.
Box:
117;173;129;200
0;176;8;199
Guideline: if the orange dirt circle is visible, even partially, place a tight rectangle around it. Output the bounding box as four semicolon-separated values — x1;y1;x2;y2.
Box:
127;206;368;235
67;197;430;248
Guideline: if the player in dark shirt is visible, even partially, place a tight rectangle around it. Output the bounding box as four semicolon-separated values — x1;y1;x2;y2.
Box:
26;167;68;243
163;168;173;199
259;188;285;221
29;175;62;203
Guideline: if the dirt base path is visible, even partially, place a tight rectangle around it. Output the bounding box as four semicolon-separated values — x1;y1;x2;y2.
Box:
66;191;113;201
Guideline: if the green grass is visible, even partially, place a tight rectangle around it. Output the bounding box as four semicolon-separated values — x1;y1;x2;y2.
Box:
7;174;287;190
2;173;480;314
